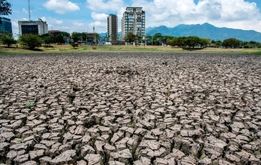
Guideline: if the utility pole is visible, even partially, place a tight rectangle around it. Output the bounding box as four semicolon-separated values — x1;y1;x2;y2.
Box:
93;26;97;45
28;0;31;21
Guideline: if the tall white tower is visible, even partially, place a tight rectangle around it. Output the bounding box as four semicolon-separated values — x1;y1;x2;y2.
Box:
121;7;145;41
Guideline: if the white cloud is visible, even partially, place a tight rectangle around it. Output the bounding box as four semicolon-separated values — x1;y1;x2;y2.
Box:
86;0;124;12
91;12;108;21
44;0;80;14
131;0;261;32
86;0;261;32
89;12;108;31
86;0;126;32
47;18;92;33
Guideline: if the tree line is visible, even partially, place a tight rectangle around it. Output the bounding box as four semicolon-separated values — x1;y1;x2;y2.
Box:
1;32;261;50
144;33;261;49
0;31;102;50
124;32;261;49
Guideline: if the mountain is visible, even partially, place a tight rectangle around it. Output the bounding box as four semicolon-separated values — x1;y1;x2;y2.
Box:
146;23;261;42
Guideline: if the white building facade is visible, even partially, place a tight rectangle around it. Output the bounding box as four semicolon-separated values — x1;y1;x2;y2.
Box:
18;19;48;35
121;7;145;41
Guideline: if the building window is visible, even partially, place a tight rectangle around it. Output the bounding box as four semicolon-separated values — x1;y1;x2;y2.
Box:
21;25;39;35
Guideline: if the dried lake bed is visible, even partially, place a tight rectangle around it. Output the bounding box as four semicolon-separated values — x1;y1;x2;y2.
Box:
0;53;260;165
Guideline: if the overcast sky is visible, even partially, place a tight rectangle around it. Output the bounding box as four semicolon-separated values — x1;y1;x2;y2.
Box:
7;0;261;36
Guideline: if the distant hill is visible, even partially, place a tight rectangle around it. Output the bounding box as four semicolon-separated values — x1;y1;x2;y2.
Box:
146;23;261;42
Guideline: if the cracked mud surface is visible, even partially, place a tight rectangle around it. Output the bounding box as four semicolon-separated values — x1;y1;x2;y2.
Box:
0;53;261;165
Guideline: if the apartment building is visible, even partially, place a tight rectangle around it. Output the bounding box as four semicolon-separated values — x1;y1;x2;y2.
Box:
121;7;145;41
107;14;118;44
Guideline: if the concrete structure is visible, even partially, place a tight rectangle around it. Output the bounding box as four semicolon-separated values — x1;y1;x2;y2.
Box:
84;33;99;45
0;17;12;34
18;19;48;35
107;14;118;44
121;7;145;41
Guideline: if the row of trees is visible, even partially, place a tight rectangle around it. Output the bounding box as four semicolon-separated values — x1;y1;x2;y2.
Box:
1;33;261;50
167;36;210;49
0;32;83;50
0;31;70;50
145;33;261;49
0;33;42;49
220;38;261;48
126;32;261;49
40;31;70;45
40;32;100;45
0;30;100;49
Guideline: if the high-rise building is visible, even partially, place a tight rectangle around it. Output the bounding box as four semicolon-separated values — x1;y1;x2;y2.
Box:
107;14;118;44
0;17;12;34
121;7;145;41
18;19;48;35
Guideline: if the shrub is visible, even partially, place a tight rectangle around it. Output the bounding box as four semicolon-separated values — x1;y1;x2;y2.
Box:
92;45;97;50
70;42;79;49
125;32;136;43
167;38;175;46
222;38;241;48
0;33;16;47
40;34;52;46
19;34;42;50
25;100;35;109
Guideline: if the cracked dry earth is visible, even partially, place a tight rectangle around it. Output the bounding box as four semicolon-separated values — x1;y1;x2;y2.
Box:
0;53;261;165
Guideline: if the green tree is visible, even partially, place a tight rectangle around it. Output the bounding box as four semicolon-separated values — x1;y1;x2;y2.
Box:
167;38;175;46
167;36;209;49
71;32;82;42
19;34;42;50
0;33;16;47
81;32;87;42
146;36;153;45
222;38;241;48
0;0;11;15
167;37;180;47
211;40;222;48
125;32;136;43
198;38;210;48
177;37;188;47
40;34;52;46
153;33;163;45
48;31;70;44
183;36;200;48
241;41;261;48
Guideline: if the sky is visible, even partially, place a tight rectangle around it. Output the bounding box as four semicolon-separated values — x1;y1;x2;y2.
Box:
7;0;261;36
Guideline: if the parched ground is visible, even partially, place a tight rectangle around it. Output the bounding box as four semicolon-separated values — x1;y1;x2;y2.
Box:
0;53;260;165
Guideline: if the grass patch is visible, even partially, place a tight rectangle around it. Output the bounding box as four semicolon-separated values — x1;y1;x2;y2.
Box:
1;45;261;55
251;51;261;55
25;100;35;110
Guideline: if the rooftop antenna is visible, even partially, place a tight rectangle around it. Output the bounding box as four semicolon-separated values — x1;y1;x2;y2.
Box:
28;0;31;21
